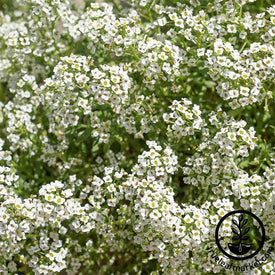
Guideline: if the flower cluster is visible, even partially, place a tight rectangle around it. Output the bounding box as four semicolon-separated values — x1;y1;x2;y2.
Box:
163;98;204;138
183;110;258;193
41;54;131;144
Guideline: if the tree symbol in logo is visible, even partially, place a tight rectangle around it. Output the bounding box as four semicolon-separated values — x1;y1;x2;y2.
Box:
216;210;265;260
228;214;252;255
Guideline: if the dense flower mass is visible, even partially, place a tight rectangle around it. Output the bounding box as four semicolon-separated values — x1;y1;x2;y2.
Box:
0;0;274;274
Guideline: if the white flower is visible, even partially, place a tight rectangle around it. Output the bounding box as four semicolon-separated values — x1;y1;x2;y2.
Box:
149;210;161;219
227;24;237;33
184;214;193;224
101;79;111;87
55;196;65;205
227;132;237;141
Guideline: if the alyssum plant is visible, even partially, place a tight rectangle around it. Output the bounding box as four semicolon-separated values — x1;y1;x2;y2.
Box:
0;0;274;274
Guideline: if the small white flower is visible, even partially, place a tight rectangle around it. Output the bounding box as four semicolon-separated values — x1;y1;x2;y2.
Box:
184;214;193;224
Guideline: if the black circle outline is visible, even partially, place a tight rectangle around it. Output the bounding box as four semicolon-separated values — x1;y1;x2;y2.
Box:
215;210;265;261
